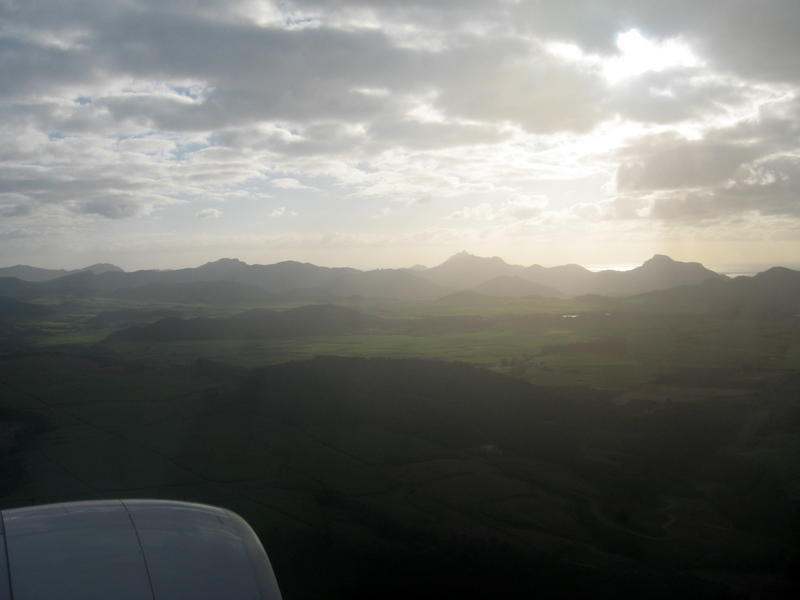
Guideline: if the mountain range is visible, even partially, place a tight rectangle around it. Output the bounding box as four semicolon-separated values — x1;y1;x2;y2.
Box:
0;263;122;282
0;252;792;304
639;267;800;318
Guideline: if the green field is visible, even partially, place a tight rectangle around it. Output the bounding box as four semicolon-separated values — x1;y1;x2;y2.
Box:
2;293;799;599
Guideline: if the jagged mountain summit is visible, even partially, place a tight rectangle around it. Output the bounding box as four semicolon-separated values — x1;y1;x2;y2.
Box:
586;254;727;297
0;253;779;303
418;252;725;297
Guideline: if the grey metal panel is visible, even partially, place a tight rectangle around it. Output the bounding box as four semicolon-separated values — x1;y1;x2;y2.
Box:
2;500;153;600
0;499;282;600
0;513;12;600
225;509;284;600
125;500;282;600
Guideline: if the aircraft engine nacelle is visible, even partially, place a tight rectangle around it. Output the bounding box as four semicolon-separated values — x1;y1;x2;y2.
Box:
0;499;282;599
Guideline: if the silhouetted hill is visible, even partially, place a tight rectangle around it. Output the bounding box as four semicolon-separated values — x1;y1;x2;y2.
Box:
0;263;123;282
2;351;796;599
110;280;271;305
77;259;420;300
0;298;51;351
12;259;354;297
419;253;723;297
520;263;593;295
0;277;40;299
519;255;724;296
0;297;51;320
0;271;99;299
419;251;522;289
0;254;745;303
434;290;495;305
241;356;562;450
591;254;726;296
183;258;358;293
326;269;449;301
639;266;800;317
0;258;448;304
86;309;183;329
79;263;123;275
108;304;376;342
0;266;69;282
473;275;561;298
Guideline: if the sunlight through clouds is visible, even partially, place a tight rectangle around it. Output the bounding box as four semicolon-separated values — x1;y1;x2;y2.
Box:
604;29;702;83
1;1;799;268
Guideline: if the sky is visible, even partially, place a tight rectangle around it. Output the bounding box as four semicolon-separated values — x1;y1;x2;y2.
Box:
1;0;799;270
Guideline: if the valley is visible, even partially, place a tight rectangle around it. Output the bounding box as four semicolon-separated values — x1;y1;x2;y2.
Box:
1;253;799;598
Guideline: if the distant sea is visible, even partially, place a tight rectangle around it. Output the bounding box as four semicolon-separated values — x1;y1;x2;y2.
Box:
585;264;639;273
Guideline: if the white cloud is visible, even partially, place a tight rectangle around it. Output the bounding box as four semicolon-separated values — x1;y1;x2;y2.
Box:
448;195;549;222
269;178;317;190
603;29;702;83
270;206;298;217
197;208;222;219
1;0;799;268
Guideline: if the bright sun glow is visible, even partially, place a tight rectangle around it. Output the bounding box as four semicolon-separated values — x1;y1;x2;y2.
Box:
604;29;702;83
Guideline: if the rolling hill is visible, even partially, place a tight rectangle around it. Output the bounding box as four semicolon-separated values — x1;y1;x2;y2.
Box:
0;263;123;282
637;266;800;317
108;304;377;342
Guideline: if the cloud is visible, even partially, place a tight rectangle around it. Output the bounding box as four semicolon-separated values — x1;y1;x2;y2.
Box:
269;178;316;190
448;195;548;222
646;154;800;222
609;68;755;124
197;208;222;219
616;133;761;191
614;94;800;221
622;0;800;85
1;0;800;271
78;196;153;219
270;206;298;217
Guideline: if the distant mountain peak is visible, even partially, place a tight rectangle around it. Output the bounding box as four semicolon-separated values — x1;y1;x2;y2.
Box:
755;266;799;279
200;257;249;268
644;254;676;265
79;263;124;274
640;254;714;271
442;251;507;266
446;250;477;262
